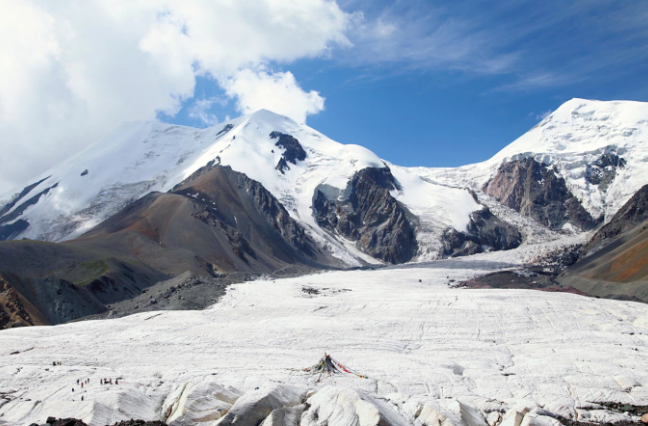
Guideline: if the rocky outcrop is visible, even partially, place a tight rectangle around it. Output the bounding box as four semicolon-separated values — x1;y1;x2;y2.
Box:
174;160;318;261
216;123;234;137
0;183;59;225
0;275;36;328
484;158;600;230
582;184;648;256
36;418;89;426
0;219;29;240
0;176;51;218
585;152;626;191
0;179;59;241
30;418;167;426
270;132;307;174
0;271;109;327
231;168;317;259
442;208;522;257
171;163;325;266
312;166;417;264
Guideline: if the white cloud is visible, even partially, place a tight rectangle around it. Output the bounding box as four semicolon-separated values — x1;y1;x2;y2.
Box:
0;0;351;194
221;69;325;123
188;97;225;127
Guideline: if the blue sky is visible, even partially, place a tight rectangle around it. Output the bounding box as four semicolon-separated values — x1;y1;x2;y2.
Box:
1;0;648;192
165;0;648;168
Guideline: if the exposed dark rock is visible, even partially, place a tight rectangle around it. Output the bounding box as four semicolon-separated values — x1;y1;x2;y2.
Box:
312;166;417;264
0;159;344;330
170;158;218;192
0;175;51;218
270;131;307;174
557;226;648;303
173;161;323;264
596;152;627;169
442;228;482;257
80;169;89;176
231;167;317;259
0;274;36;328
215;123;234;137
483;157;601;230
582;184;648;257
529;244;583;273
0;181;60;240
586;152;626;191
467;208;522;250
44;417;88;426
38;417;166;426
556;401;648;426
0;219;29;240
460;268;589;297
442;208;522;257
313;190;339;230
0;271;108;326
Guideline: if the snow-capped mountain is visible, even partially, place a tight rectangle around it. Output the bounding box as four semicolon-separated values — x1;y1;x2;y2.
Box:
1;99;648;266
423;98;648;223
0;110;483;265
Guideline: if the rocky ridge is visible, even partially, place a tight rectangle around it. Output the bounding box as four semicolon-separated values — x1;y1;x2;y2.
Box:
581;184;648;257
0;163;340;329
313;166;418;264
442;206;522;257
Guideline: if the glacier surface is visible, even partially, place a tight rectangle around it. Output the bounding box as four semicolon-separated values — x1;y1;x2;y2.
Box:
0;259;646;426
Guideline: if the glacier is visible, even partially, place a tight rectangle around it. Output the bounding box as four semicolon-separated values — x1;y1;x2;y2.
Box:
0;259;646;425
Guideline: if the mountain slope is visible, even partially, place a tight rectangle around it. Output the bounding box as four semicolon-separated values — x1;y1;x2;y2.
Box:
0;164;343;327
2;99;648;265
557;184;648;302
0;110;485;265
581;183;648;256
80;163;338;274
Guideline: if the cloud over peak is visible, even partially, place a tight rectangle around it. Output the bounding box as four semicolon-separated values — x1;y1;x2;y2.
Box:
0;0;350;193
221;69;325;124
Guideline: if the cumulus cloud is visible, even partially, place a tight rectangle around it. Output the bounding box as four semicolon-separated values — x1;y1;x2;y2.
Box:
221;69;325;123
0;0;351;193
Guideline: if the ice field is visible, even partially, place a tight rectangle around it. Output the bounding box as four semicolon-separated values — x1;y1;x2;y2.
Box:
1;259;647;426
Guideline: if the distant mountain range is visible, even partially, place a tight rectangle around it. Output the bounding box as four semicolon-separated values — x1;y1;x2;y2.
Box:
2;98;648;328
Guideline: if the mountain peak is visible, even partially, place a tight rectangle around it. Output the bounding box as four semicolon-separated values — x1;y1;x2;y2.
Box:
245;109;298;125
492;98;648;161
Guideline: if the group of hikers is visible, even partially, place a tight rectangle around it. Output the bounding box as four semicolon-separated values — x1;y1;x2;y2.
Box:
71;377;120;401
71;378;90;394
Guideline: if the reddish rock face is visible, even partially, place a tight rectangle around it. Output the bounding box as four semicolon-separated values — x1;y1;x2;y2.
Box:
483;158;600;231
